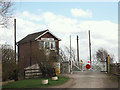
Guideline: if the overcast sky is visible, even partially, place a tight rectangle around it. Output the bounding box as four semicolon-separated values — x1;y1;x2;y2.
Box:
0;1;118;63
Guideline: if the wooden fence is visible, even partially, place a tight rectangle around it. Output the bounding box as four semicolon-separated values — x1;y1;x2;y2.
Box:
24;69;42;79
110;63;120;76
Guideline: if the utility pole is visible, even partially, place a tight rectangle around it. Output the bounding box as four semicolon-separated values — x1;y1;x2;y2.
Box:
77;35;79;66
88;30;91;65
70;35;72;73
108;54;110;73
14;19;16;64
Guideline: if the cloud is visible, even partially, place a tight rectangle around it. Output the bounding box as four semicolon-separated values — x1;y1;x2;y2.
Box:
16;17;47;42
80;20;118;47
42;12;57;23
0;16;47;47
70;8;92;18
0;11;118;62
19;11;42;21
48;17;79;33
46;14;117;61
79;20;118;60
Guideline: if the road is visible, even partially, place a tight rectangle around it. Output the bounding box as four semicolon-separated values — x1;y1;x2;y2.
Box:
50;71;119;88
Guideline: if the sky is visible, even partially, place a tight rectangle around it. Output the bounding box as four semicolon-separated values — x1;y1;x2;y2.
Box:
0;1;118;63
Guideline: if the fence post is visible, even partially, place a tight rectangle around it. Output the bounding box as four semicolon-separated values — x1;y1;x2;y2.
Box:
106;56;108;73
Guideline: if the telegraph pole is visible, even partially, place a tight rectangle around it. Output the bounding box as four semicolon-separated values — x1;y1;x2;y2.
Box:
14;19;16;63
77;35;79;66
70;35;72;73
88;30;91;65
108;54;110;73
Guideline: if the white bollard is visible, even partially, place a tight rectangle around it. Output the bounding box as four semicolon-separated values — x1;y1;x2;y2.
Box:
41;79;48;84
52;76;58;80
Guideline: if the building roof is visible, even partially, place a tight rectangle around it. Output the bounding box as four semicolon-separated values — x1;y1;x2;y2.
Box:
17;29;61;45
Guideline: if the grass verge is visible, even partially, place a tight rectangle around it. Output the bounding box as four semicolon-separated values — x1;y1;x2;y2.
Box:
2;76;69;88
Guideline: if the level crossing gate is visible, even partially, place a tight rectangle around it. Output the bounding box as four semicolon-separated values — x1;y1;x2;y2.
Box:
90;60;107;72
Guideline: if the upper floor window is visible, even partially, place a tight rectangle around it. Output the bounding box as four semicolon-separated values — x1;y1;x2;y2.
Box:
45;42;49;49
51;41;56;50
39;38;56;50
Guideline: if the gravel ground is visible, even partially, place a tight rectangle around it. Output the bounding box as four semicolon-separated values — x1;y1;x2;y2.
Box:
50;71;119;88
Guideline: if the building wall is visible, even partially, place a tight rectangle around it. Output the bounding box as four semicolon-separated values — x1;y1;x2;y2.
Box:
56;41;59;54
18;41;38;70
18;42;30;70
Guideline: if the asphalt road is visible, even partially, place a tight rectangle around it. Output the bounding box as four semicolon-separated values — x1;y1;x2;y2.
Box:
50;71;119;88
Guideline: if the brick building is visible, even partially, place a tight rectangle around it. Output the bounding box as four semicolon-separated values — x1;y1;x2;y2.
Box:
17;29;61;71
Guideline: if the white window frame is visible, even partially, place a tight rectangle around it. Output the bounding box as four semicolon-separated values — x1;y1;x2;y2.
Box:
50;41;56;50
40;38;56;50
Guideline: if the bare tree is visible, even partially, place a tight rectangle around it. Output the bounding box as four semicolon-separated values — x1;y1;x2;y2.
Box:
64;46;76;62
59;48;68;62
96;48;108;62
95;48;114;63
59;46;77;64
0;0;14;28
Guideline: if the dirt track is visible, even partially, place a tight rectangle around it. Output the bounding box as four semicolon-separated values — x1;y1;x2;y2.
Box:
50;71;119;88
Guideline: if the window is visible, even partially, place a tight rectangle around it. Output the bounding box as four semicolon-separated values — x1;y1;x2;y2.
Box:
51;42;56;50
39;38;56;50
45;42;49;49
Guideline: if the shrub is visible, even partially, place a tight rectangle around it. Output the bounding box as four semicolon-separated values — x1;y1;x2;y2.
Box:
1;44;18;81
